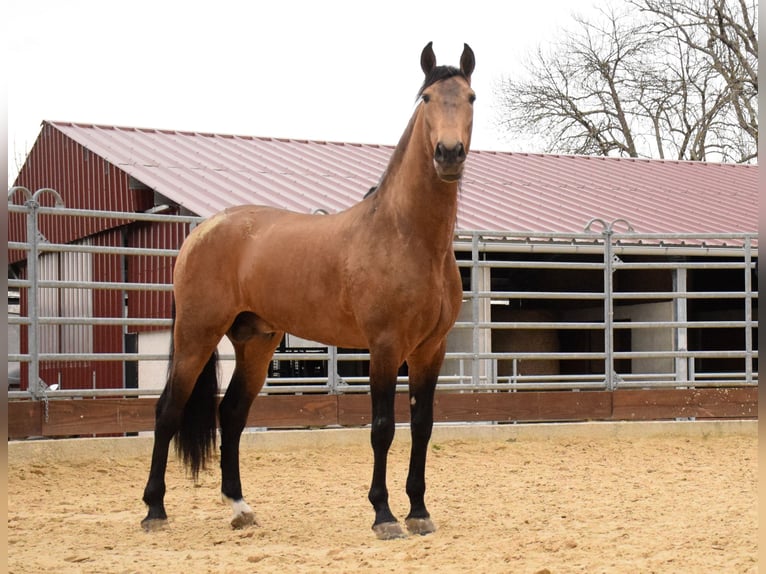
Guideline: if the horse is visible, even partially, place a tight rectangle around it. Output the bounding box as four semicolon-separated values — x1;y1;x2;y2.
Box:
141;41;476;540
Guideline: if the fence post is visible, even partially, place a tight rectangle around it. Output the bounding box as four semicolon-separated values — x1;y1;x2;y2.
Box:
603;227;615;391
328;345;339;394
25;197;42;398
585;219;614;390
7;187;37;398
18;188;66;399
744;237;753;384
586;218;635;391
673;266;689;386
470;233;481;387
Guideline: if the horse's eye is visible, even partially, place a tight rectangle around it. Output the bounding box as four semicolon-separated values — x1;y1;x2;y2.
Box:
422;94;431;103
468;94;476;104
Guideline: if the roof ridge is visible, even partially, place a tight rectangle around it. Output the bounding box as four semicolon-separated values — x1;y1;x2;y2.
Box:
46;121;757;167
45;120;394;151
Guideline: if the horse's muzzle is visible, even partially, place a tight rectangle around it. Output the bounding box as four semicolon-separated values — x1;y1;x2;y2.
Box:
433;141;466;182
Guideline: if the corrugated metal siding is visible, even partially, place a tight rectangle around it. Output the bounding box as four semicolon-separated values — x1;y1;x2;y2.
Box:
59;243;93;359
10;121;758;256
9;123;153;264
36;121;757;241
37;253;59;358
458;152;757;234
126;219;189;332
40;123;394;216
91;229;126;389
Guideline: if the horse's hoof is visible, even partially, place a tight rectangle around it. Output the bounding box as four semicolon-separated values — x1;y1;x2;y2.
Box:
405;517;436;536
141;517;168;532
373;521;407;540
231;511;258;530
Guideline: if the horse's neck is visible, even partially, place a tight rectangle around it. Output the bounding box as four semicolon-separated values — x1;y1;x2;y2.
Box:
376;115;459;256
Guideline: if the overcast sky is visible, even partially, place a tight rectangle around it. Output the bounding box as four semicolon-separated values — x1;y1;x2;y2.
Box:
7;0;605;185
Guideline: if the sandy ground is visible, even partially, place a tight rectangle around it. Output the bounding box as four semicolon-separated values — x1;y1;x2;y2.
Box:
7;422;758;574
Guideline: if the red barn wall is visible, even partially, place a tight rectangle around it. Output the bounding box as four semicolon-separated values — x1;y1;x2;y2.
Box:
126;221;190;332
9;122;153;263
9;122;183;390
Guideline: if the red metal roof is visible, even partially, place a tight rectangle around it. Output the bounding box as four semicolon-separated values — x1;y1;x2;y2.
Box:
45;121;758;236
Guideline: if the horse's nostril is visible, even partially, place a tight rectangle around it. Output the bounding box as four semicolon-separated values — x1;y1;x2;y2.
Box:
434;142;447;163
434;142;466;165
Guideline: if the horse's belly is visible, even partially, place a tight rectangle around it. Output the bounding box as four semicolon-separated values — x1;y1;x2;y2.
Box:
249;285;368;349
286;323;368;350
274;297;367;348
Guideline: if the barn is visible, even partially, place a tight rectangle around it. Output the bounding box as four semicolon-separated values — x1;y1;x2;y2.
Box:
7;120;758;434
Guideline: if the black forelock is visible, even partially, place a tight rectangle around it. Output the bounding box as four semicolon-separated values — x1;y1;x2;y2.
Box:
417;65;467;98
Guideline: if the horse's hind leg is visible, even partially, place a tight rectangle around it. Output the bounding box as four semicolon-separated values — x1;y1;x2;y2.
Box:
219;324;282;529
403;340;446;536
141;383;184;530
141;333;221;531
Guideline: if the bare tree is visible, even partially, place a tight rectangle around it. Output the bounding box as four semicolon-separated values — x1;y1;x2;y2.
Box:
632;0;758;161
494;1;757;163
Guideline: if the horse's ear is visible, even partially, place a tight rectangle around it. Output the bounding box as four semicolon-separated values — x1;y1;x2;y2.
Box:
420;41;436;75
460;43;475;80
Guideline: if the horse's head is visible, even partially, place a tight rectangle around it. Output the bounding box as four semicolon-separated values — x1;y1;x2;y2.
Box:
418;42;475;183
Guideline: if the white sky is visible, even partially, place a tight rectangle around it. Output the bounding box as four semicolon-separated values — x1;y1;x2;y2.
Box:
7;0;605;185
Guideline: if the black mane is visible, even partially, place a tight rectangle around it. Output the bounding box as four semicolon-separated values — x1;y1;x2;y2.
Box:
417;66;466;98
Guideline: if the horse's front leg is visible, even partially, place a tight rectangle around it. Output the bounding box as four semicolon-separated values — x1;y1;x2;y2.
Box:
403;341;446;536
368;355;406;539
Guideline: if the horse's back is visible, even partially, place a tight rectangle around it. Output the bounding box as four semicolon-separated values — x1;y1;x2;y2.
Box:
179;204;335;266
174;204;368;345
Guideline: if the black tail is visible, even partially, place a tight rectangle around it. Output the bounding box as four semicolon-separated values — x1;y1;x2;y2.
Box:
160;300;220;480
175;350;219;480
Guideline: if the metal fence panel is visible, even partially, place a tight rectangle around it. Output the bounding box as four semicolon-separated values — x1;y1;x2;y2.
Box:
7;190;758;403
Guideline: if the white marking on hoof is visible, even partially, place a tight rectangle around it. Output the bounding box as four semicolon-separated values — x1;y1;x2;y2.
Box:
373;521;407;540
223;496;259;529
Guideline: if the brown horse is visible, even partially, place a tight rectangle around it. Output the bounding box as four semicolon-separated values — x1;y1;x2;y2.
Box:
141;41;476;540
